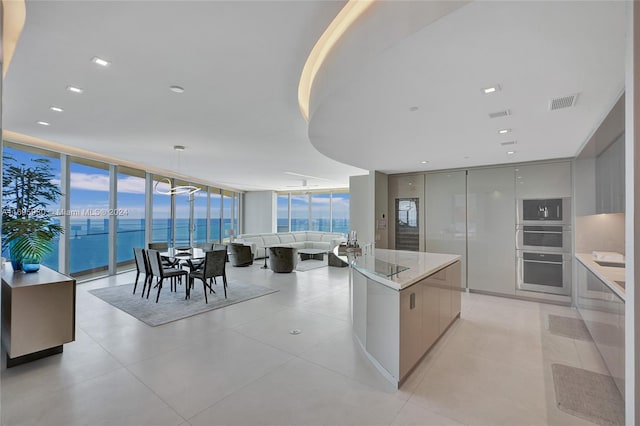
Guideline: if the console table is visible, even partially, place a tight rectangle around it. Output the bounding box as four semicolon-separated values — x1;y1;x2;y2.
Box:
1;264;76;367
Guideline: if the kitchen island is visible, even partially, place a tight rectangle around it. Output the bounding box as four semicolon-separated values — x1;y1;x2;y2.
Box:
349;248;461;387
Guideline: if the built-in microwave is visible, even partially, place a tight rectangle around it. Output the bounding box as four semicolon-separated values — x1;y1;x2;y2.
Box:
517;198;571;225
516;225;572;253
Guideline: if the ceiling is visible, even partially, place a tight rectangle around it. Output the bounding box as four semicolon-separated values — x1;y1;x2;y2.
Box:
3;1;628;192
3;0;366;192
309;1;627;173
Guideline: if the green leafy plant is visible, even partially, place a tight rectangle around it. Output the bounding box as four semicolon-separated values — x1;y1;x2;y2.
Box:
2;154;63;264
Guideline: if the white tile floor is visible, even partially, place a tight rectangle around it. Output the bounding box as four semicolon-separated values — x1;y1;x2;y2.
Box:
1;263;611;425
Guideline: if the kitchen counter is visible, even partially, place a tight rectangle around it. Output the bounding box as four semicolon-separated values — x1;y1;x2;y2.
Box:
351;248;460;290
350;249;461;387
575;253;625;300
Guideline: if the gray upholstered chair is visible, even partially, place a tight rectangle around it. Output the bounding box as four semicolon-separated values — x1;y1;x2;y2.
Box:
230;243;253;267
269;246;298;273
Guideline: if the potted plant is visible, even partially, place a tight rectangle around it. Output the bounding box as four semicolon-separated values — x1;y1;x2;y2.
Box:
2;154;63;271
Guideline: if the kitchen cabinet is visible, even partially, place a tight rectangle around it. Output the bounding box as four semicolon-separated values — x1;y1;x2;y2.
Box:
515;161;572;199
576;260;625;397
425;171;467;287
595;134;625;214
467;167;516;295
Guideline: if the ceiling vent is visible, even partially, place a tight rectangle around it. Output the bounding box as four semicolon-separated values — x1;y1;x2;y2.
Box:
488;109;511;119
500;140;517;146
549;93;579;111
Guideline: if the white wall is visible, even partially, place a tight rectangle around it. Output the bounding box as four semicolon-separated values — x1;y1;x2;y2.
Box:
242;191;276;234
374;171;389;248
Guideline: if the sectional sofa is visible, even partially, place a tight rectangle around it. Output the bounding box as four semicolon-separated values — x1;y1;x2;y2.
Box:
235;231;346;259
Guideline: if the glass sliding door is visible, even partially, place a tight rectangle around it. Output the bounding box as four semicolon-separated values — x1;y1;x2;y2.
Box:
173;179;191;246
152;175;172;244
69;159;110;275
277;194;289;232
222;191;233;241
193;188;208;246
291;193;309;231
209;189;222;242
311;193;330;231
331;192;349;234
116;167;145;272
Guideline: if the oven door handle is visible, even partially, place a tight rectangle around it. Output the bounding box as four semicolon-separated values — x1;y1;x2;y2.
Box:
522;259;563;265
522;230;563;234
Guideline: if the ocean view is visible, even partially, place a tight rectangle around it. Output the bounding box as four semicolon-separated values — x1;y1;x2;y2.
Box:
38;218;348;275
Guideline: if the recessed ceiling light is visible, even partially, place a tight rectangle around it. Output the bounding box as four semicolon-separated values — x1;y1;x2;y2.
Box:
66;86;83;94
36;121;50;126
173;145;186;151
498;128;510;134
421;160;429;164
482;84;501;94
507;150;516;155
409;106;419;112
49;106;64;112
169;85;185;93
91;56;110;67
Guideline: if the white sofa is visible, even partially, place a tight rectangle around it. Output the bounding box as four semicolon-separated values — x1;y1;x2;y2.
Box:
235;231;346;259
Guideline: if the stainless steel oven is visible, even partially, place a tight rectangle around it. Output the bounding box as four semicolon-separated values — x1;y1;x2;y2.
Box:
517;198;571;225
516;225;572;253
517;250;572;295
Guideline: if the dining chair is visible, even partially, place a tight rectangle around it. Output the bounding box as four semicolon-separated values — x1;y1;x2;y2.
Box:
189;249;228;303
146;249;189;302
148;242;181;269
132;247;152;296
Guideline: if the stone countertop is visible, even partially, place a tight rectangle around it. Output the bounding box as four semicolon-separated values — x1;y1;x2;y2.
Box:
351;248;460;291
575;253;625;301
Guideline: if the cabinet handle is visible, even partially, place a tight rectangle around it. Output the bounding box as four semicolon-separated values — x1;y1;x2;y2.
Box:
410;293;416;309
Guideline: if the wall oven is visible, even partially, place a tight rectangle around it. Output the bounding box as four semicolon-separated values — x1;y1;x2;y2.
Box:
516;225;571;253
517;251;572;295
516;197;572;296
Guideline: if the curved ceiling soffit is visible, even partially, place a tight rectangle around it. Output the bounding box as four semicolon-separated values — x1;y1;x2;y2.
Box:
297;0;375;122
2;0;26;78
301;1;470;155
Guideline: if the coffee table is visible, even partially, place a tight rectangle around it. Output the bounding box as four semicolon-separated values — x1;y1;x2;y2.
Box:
298;248;327;261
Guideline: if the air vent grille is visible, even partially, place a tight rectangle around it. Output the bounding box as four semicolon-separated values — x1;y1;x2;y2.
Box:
500;140;517;146
549;94;578;111
488;109;511;119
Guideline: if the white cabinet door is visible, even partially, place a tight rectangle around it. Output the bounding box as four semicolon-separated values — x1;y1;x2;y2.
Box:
595;134;625;213
515;162;572;199
425;171;467;286
467;167;516;295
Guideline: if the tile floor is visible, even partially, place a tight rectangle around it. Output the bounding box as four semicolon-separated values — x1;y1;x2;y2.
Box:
0;263;613;425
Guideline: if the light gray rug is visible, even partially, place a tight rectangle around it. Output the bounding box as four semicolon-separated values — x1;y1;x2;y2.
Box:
548;314;593;341
296;259;327;272
89;280;278;326
551;364;624;426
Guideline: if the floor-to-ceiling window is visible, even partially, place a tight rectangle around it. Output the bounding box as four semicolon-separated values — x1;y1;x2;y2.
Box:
290;193;309;231
193;187;208;246
69;159;110;275
277;194;289;232
116;167;145;271
233;193;239;239
277;190;349;233
152;175;172;244
331;192;350;234
311;193;331;231
209;189;222;243
2;144;61;271
222;191;233;241
173;179;191;246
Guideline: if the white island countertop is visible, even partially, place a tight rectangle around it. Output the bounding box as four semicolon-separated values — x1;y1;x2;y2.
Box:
351;248;460;291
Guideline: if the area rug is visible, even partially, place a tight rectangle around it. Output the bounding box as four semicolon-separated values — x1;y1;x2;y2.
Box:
548;315;593;341
551;363;624;426
89;281;278;326
296;259;327;272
